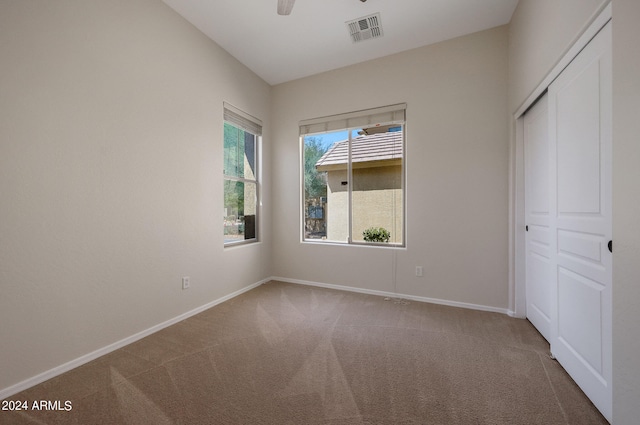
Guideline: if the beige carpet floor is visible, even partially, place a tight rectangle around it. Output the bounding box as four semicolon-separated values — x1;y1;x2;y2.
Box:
1;280;608;424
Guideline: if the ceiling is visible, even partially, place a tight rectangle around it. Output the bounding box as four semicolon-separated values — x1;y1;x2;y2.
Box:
162;0;519;86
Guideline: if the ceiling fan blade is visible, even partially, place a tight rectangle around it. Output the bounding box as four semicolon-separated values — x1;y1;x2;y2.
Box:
277;0;295;16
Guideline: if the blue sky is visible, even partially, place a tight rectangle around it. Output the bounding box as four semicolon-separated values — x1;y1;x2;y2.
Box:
304;129;359;150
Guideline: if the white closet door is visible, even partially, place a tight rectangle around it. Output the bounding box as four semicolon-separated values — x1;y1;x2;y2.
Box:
524;94;552;341
548;21;612;422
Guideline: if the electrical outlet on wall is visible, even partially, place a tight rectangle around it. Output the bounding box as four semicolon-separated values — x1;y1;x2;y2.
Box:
182;277;190;290
415;266;423;277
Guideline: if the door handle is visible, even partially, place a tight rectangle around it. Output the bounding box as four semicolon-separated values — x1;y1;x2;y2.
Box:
608;240;612;253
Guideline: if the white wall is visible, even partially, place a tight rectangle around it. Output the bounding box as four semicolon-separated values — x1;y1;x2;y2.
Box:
611;0;640;421
0;0;272;392
508;0;609;112
271;27;510;309
508;0;640;422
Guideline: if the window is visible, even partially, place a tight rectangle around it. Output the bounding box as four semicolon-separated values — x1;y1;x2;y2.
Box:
223;103;261;245
301;104;406;246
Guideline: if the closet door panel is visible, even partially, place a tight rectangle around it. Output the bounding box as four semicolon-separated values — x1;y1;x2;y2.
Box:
524;94;551;341
548;21;612;423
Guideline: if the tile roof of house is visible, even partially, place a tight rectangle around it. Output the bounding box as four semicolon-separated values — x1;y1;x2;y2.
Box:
315;130;403;169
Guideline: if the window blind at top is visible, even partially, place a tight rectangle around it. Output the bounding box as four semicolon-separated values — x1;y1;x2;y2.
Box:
299;103;406;136
223;102;262;136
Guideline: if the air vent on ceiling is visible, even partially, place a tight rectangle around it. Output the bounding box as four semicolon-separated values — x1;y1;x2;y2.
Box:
346;13;383;43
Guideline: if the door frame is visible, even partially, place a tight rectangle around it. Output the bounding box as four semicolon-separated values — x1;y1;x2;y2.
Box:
509;3;612;318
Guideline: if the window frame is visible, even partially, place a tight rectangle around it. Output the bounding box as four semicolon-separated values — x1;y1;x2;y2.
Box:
300;104;407;248
223;103;262;247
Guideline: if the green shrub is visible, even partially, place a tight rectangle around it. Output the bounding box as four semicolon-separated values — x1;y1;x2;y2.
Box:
362;227;391;243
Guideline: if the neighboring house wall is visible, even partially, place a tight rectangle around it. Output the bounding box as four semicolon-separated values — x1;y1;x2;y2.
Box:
325;170;349;242
244;152;257;216
324;165;402;243
352;165;403;244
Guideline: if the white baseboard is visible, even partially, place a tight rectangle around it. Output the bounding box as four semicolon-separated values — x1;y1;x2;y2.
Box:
0;278;269;400
271;276;513;316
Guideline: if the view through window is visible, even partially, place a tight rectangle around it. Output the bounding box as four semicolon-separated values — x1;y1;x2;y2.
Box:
302;105;405;246
223;104;261;245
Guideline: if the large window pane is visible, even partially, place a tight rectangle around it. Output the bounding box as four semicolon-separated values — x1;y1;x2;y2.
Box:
303;124;404;246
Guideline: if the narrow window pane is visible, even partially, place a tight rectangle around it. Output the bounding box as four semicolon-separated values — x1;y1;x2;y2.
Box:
303;134;330;240
351;126;403;245
224;180;257;243
223;114;258;246
224;123;256;179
